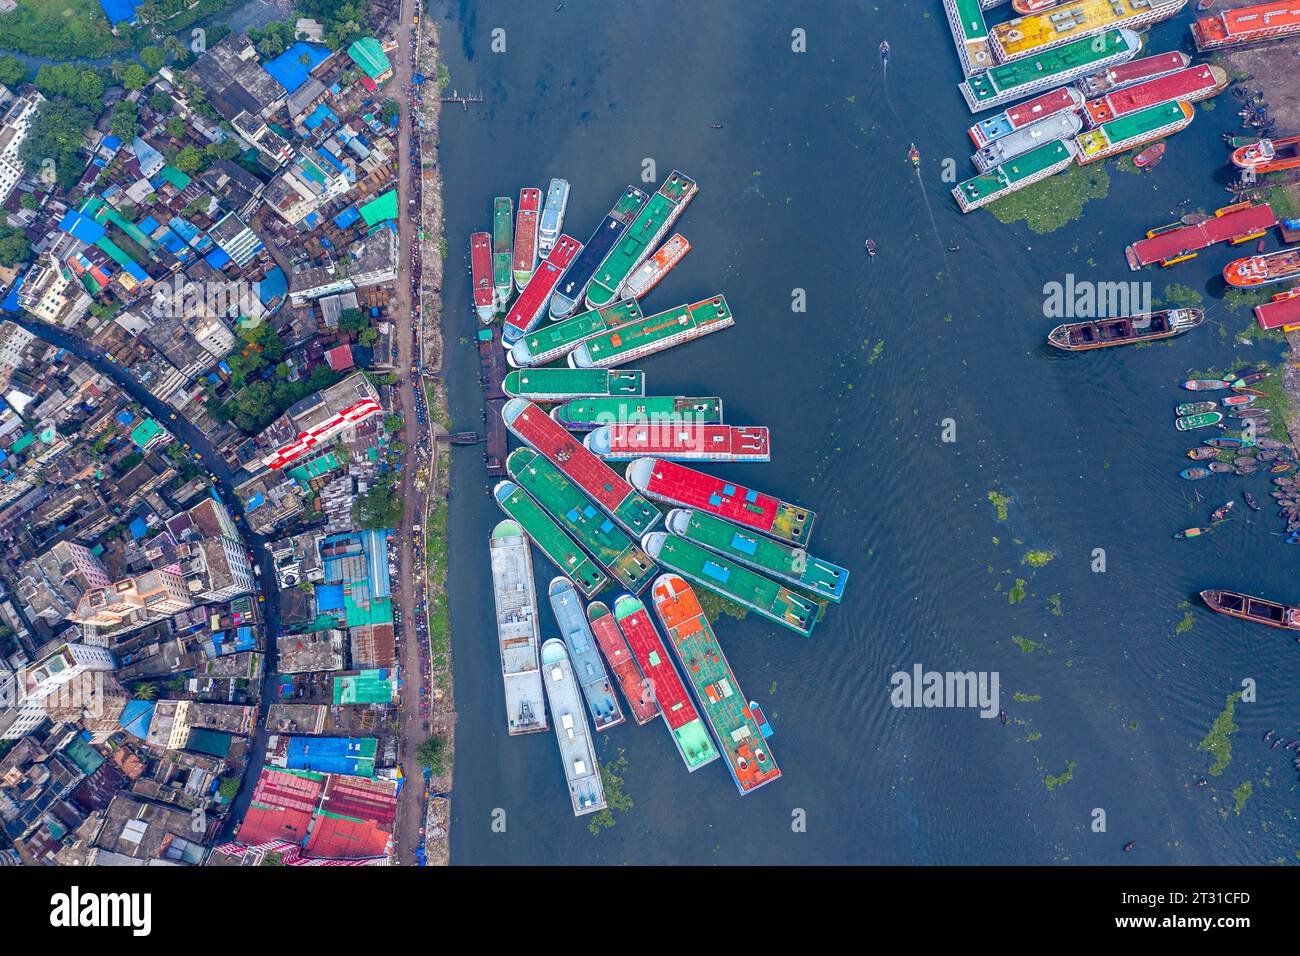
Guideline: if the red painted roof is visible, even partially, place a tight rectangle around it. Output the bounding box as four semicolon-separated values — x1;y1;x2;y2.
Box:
1005;87;1080;129
1127;204;1277;267
1255;291;1300;330
319;774;398;827
1100;51;1188;84
506;401;636;511
306;814;391;860
1090;66;1221;122
326;345;354;371
635;458;781;534
1197;1;1300;42
504;234;582;336
616;604;699;731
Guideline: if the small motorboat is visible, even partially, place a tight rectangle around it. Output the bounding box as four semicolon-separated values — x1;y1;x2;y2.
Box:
1187;446;1219;460
1204;437;1252;449
1176;412;1224;431
865;238;876;257
1123;841;1137;852
1244;491;1260;510
1258;449;1280;461
1181;467;1212;480
1210;501;1235;522
908;143;920;169
880;40;890;64
1201;588;1300;630
709;123;724;129
1196;0;1217;10
1133;143;1165;169
1183;379;1232;391
1174;527;1212;539
1222;394;1256;407
1176;401;1217;416
1271;462;1293;473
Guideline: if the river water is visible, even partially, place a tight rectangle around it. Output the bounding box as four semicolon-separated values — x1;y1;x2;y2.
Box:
435;1;1300;864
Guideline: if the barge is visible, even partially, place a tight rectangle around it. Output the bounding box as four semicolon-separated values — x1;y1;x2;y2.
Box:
588;601;659;725
1124;201;1276;269
549;577;624;731
540;639;607;816
488;520;548;735
549;186;649;319
493;481;609;598
1200;588;1300;629
1047;308;1205;349
568;295;733;368
585;423;771;462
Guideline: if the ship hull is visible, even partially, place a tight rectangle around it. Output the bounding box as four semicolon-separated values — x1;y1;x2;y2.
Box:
623;234;691;299
1223;249;1300;288
588;601;659;725
548;578;625;731
502;368;645;402
584;423;771;462
509;300;644;368
502;234;583;345
1200;589;1300;629
470;232;495;323
492;196;514;306
512;187;541;288
493;481;609;598
538;178;570;256
489;521;549;735
1047;308;1205;350
569;295;733;368
549;186;649;319
1073;101;1195;165
540;639;607;816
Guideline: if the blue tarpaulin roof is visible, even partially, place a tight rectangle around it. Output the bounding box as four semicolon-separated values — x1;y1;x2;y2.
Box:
128;517;147;539
257;267;287;304
263;42;332;92
305;103;338;130
102;134;122;152
119;700;154;739
333;206;360;229
59;210;106;244
97;0;139;24
316;583;345;613
204;247;231;270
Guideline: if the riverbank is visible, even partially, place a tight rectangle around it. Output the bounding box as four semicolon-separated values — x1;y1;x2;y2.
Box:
414;14;452;868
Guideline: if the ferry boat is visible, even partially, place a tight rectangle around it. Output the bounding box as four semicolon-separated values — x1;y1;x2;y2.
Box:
1254;285;1300;332
1200;588;1300;630
941;0;995;78
513;187;540;288
548;578;624;731
585;423;771;462
509;300;644;368
539;639;607;816
652;575;782;794
1231;135;1300;174
664;508;849;603
1223;247;1300;287
972;112;1084;172
538;178;570;255
588;601;659;725
623;234;690;299
549;187;649;319
953;138;1079;213
470;232;494;323
960;29;1141;112
641;533;820;638
1073;100;1194;165
1013;0;1067;11
1192;0;1300;51
502;399;662;536
551;396;724;431
502;368;645;402
626;457;816;545
488;520;548;735
492;195;513;306
991;0;1188;64
568;295;733;368
1047;308;1205;350
1083;65;1227;125
967;86;1085;149
493;481;609;598
1125;201;1277;269
507;447;657;593
502;235;583;345
585;171;698;309
1076;50;1191;98
612;594;719;771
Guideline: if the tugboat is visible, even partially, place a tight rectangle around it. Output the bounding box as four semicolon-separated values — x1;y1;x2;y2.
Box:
1200;589;1300;630
908;143;921;169
1231;135;1300;174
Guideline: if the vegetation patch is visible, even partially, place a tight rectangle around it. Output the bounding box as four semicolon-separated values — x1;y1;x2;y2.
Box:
1014;692;1041;703
1007;578;1027;605
1197;690;1243;776
1010;635;1045;654
1232;780;1252;815
1021;550;1054;568
587;750;634;834
1174;611;1194;636
987;490;1012;521
1047;593;1063;616
1044;760;1076;792
698;588;749;622
988;163;1109;234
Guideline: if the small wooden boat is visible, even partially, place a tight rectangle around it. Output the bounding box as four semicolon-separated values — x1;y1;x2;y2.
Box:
1176;412;1223;430
1133;143;1166;169
1200;589;1300;630
1255;437;1285;449
1247;423;1274;434
1174;527;1211;538
1210;501;1235;522
1221;394;1256;407
1196;0;1217;11
1231;387;1266;397
1183;379;1232;391
1225;135;1261;150
1176;401;1217;416
1181;467;1212;480
1204;437;1252;449
1047;309;1204;350
1243;491;1260;510
1181;211;1211;225
1230;407;1267;419
1231;365;1268;379
1258;449;1280;462
1209;462;1235;473
1187;446;1219;460
1270;462;1292;473
1232;456;1256;467
908;144;921;169
1273;476;1295;486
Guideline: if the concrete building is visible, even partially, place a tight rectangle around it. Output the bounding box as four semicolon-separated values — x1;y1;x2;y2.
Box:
0;91;42;207
1;643;117;740
71;568;193;629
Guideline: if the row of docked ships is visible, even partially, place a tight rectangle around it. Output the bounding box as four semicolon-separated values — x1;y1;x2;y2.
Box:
944;0;1300;213
474;171;849;815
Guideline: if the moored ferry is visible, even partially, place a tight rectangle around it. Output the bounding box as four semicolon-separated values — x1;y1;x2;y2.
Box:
626;457;816;545
470;232;494;323
1076;50;1191;98
493;480;609;598
513;187;541;288
960;29;1141;112
1192;0;1300;51
492;195;514;306
488;520;548;735
653;575;782;794
1083;65;1227;125
503;368;645;402
539;639;607;816
664;508;849;603
585;171;698;309
1231;135;1300;174
502;399;661;536
1073;100;1194;165
1047;308;1205;350
641;533;820;638
568;295;733;368
585;423;771;462
549;578;624;731
1013;0;1066;11
990;0;1188;64
967;86;1085;149
551;396;724;430
549;186;649;319
972;112;1084;172
953;138;1079;213
538;178;570;255
941;0;995;78
613;594;719;771
509;300;644;368
1223;248;1300;288
623;234;691;299
507;447;657;593
1125;201;1277;269
588;601;659;725
502;234;582;345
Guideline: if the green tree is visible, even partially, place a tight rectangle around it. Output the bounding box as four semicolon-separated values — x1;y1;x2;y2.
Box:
383;414;404;433
0;56;27;89
109;100;140;140
353;483;403;530
21;100;97;190
174;144;202;173
121;63;149;91
415;735;446;774
140;46;167;72
132;681;159;701
0;224;31;267
148;90;172;115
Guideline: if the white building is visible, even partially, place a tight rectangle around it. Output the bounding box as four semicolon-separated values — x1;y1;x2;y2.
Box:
0;91;42;208
1;643;117;740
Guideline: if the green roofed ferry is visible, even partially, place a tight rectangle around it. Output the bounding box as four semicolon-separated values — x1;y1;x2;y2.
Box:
569;296;732;368
953;138;1079;213
493;480;609;598
502;368;645;402
551;396;724;431
509;300;644;368
492;195;514;307
1073;100;1194;165
585;172;698;309
959;29;1141;112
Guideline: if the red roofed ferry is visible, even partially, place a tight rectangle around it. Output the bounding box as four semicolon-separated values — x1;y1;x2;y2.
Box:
470;232;494;322
585;423;770;462
512;187;540;288
503;234;582;345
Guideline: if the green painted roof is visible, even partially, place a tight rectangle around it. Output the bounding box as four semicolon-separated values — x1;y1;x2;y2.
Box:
158;166;191;190
503;368;644;400
130;418;165;449
360;188;398;227
495;482;608;597
966;29;1134;102
957;139;1073;201
347;37;391;80
952;0;988;41
186;727;233;758
333;669;394;705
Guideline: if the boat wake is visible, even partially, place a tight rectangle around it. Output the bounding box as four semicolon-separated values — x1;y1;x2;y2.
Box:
912;166;951;276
